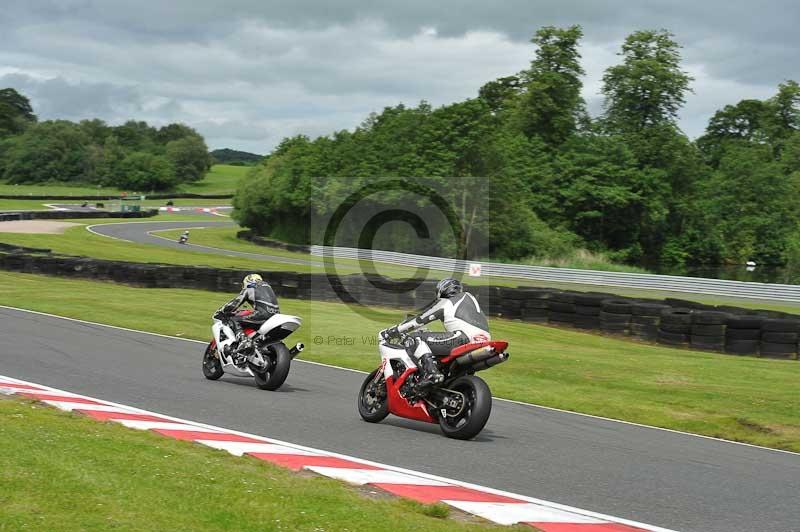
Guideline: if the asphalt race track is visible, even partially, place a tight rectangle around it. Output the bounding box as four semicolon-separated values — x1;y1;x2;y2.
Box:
88;220;317;266
2;307;798;531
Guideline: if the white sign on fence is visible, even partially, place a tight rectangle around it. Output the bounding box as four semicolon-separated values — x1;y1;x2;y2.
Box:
469;263;482;277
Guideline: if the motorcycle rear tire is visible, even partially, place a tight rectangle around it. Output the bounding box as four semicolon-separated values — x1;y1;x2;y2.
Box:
438;375;492;441
358;369;389;423
202;342;224;380
253;342;291;391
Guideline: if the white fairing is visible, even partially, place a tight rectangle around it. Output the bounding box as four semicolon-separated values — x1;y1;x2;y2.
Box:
378;336;417;381
210;312;301;377
258;313;302;336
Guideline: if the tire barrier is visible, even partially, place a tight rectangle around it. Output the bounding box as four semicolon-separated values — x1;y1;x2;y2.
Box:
630;302;670;341
0;249;798;361
760;319;800;359
600;299;633;335
658;308;693;346
690;311;730;351
0;210;158;221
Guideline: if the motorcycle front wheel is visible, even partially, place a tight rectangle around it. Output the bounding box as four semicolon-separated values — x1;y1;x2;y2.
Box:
438;375;492;440
202;342;224;380
358;369;389;423
252;342;291;391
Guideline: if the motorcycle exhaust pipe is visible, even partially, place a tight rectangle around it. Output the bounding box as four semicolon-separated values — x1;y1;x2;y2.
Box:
455;346;495;366
289;343;304;358
472;352;509;371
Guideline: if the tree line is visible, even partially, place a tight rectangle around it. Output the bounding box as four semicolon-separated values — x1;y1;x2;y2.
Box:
0;89;212;191
233;26;800;268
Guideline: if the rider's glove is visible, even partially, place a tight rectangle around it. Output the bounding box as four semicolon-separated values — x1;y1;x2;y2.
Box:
381;326;399;341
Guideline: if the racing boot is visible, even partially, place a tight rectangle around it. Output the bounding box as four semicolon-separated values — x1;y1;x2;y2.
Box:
233;332;252;365
416;354;444;390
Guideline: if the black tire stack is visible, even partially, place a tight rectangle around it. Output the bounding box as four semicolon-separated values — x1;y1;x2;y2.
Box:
630;303;669;341
724;316;764;355
548;291;578;327
572;293;609;329
498;287;524;320
658;308;693;346
759;319;800;359
519;288;555;323
689;311;730;351
599;299;633;335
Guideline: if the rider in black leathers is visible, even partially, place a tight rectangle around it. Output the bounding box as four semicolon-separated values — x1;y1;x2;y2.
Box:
219;273;279;358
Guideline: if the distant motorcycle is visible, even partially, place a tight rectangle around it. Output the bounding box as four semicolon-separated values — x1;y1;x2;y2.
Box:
178;231;189;245
203;308;304;390
357;329;510;440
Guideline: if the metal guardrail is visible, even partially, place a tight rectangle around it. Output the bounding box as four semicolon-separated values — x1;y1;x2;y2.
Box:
310;245;800;303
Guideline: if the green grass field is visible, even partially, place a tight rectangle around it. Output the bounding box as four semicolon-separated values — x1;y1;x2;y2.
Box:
1;271;798;452
0;217;306;272
0;164;246;198
0;396;510;531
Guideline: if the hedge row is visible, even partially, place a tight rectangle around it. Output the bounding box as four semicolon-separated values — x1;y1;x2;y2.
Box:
0;210;159;221
237;230;312;253
1;249;797;360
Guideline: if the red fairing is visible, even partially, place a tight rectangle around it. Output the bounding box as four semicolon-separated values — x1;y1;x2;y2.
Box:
209;339;217;349
440;340;509;364
385;368;435;424
235;309;256;336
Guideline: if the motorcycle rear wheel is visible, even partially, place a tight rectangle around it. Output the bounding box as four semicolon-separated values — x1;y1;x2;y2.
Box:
438;375;492;440
202;342;224;380
252;342;291;390
358;369;389;423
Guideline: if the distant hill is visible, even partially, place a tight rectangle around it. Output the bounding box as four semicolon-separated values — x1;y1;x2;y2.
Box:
210;148;263;165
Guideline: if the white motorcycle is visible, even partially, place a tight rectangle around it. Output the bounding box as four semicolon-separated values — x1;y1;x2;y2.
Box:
202;308;304;390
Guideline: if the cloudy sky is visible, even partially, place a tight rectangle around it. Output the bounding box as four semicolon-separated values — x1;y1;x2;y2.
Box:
2;1;797;153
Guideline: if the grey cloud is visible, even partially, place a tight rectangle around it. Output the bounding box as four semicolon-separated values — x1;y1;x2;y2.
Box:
0;73;145;120
1;1;797;150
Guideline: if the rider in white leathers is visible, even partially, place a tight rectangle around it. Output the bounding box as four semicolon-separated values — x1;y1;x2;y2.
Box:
381;278;490;389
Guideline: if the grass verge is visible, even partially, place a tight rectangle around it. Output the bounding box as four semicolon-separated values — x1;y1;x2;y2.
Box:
1;271;798;452
0;396;509;531
0;164;245;198
0;216;306;272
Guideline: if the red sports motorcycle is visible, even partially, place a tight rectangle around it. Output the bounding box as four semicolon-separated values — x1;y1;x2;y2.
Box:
357;331;510;440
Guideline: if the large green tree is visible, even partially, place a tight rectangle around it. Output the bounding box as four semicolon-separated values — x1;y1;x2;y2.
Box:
2;121;90;184
166;135;212;182
0;88;36;138
513;25;586;147
602;30;693;133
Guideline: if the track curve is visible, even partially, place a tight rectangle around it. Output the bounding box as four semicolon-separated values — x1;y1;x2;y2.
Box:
1;306;797;532
87;220;317;266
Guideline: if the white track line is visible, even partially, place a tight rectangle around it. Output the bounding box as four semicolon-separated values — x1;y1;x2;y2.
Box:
1;303;798;458
0;373;676;532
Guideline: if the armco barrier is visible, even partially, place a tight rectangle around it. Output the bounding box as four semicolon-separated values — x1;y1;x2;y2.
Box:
0;250;797;360
0;209;158;221
309;245;800;303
